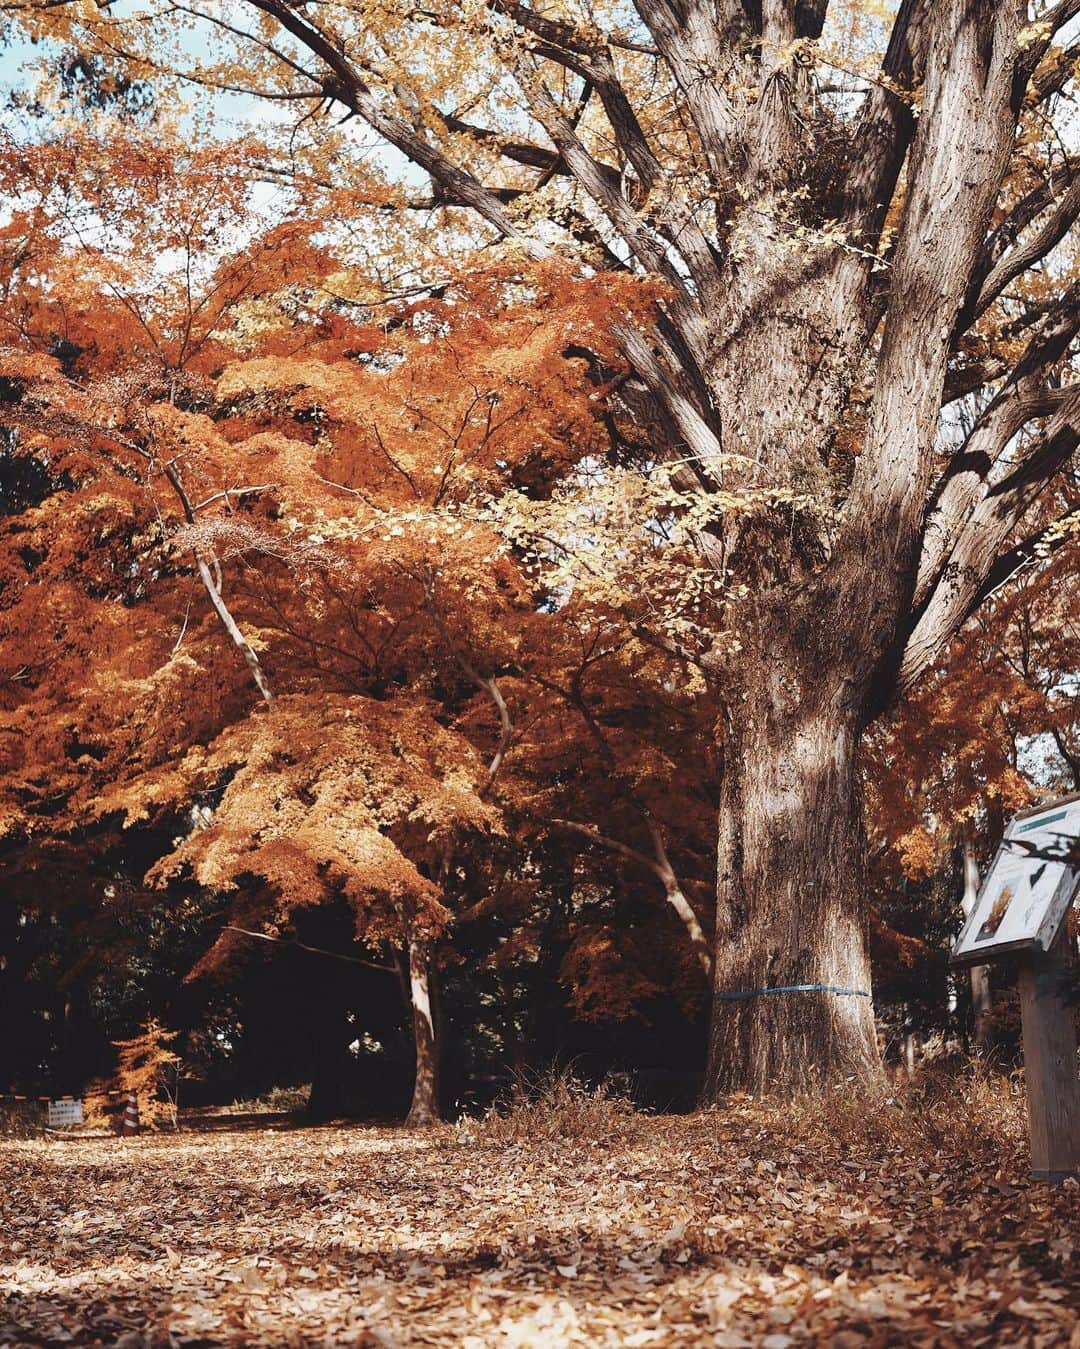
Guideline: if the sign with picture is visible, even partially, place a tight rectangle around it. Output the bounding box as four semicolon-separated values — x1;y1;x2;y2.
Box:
952;794;1080;966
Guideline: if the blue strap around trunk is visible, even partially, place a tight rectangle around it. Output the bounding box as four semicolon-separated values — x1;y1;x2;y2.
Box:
714;984;870;1000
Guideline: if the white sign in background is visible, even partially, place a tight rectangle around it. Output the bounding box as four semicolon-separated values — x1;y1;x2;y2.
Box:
953;796;1080;965
46;1099;83;1127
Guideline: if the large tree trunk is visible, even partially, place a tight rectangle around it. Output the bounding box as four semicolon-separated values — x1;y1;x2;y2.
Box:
705;630;880;1098
701;0;1021;1098
404;938;439;1127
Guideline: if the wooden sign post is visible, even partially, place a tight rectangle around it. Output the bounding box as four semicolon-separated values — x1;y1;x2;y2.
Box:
951;794;1080;1183
1017;927;1080;1181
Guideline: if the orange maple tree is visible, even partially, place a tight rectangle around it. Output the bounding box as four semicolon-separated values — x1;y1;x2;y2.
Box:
0;118;725;1117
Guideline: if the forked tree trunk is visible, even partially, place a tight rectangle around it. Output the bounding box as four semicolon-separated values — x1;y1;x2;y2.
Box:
404;938;439;1127
705;650;880;1098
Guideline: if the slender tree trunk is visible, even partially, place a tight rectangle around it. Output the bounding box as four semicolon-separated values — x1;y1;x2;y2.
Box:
962;838;994;1057
498;967;526;1081
404;938;439;1127
705;642;880;1098
553;815;712;975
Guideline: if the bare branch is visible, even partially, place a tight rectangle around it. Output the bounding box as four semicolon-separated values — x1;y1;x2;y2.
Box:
965;174;1080;327
223;925;394;971
919;280;1080;598
900;386;1080;692
640;811;712;974
966;509;1080;613
160;462;276;706
421;580;514;796
551;816;661;874
551;814;712;974
240;0;552;260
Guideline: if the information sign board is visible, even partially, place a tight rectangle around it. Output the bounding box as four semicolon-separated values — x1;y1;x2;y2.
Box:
952;794;1080;967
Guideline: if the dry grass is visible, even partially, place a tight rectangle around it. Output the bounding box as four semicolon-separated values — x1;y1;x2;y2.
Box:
456;1068;645;1148
0;1101;44;1140
776;1065;1028;1159
462;1063;1029;1163
221;1084;312;1115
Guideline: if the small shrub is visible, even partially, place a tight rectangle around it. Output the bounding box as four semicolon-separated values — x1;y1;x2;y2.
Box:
225;1083;312;1114
0;1100;45;1138
84;1020;183;1131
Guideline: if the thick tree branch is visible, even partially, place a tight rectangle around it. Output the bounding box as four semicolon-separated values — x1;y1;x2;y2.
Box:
440;113;567;175
1015;0;1080;94
241;0;551;260
641;810;712;974
900;387;1080;692
845;2;1023;615
234;0;721;487
613;323;724;469
965;508;1080;614
1027;39;1080;108
915;384;1069;607
919;281;1080;600
962;174;1080;328
975;164;1077;284
521;68;689;292
528;41;724;309
838;0;932;234
629;0;740;178
223;925;394;972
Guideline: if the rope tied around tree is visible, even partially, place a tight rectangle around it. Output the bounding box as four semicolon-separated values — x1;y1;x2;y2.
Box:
713;985;871;1001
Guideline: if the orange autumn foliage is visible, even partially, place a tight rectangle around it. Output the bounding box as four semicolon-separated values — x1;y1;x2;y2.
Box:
0;121;713;1040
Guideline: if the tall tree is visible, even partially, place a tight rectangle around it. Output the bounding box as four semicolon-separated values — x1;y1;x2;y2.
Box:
10;0;1080;1090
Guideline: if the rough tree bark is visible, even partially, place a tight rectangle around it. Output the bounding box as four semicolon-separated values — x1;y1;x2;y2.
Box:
708;613;878;1093
704;0;1024;1091
68;0;1080;1093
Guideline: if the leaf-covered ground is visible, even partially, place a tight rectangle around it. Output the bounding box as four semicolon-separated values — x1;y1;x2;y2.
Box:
2;1086;1079;1347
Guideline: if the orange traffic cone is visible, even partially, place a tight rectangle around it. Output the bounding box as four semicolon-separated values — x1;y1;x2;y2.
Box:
122;1091;139;1135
